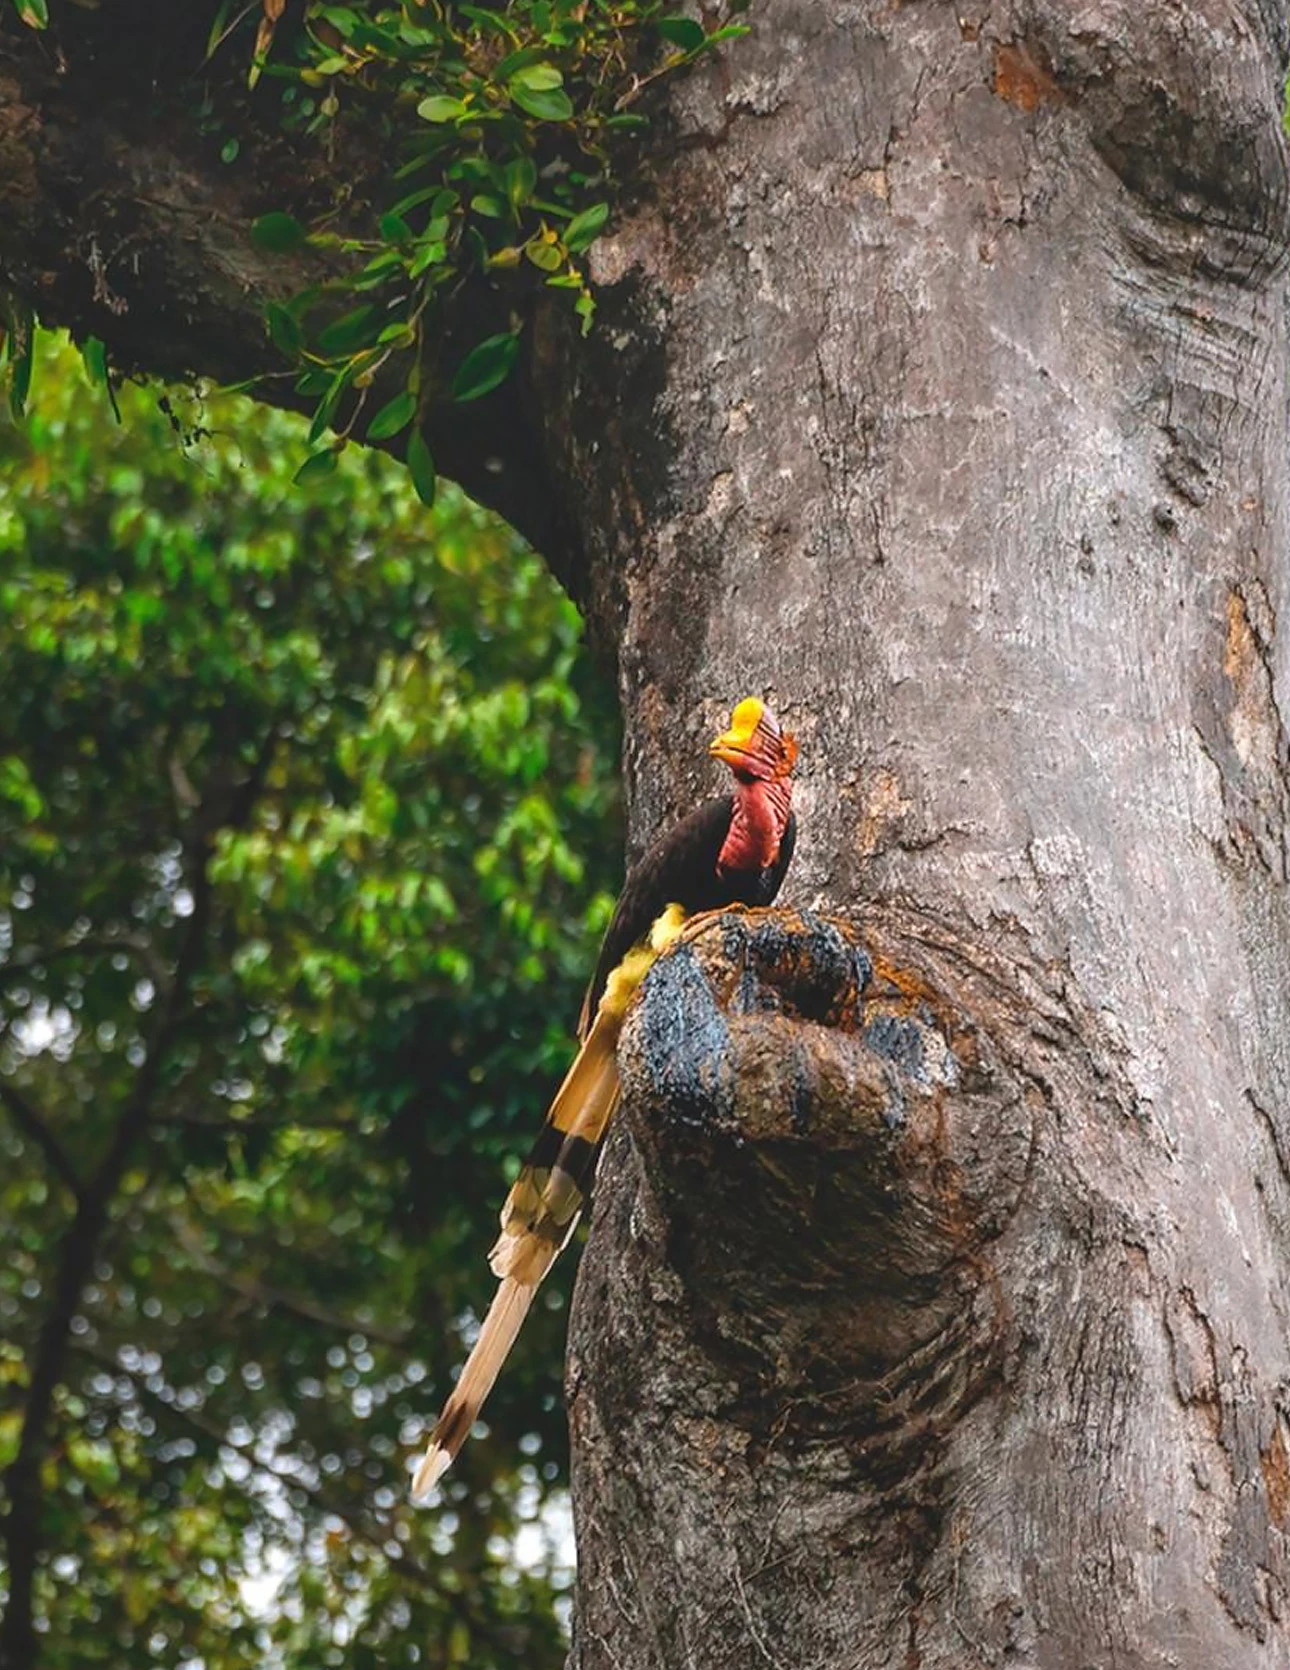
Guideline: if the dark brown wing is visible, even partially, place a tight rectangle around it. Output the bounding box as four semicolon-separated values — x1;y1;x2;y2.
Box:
578;795;735;1036
577;801;799;1036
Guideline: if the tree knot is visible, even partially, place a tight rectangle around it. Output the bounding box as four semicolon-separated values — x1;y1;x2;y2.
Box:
607;907;1029;1447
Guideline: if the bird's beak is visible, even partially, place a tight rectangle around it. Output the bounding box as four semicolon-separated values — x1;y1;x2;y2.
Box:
708;727;749;768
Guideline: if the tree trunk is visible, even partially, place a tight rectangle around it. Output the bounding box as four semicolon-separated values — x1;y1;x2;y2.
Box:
541;2;1290;1664
4;2;1290;1665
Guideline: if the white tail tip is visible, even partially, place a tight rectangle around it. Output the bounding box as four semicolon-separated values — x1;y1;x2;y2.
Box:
411;1442;452;1502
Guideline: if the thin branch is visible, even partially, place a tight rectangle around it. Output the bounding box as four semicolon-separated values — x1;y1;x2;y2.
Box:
0;1076;85;1204
155;1108;359;1134
0;930;172;999
168;1213;411;1349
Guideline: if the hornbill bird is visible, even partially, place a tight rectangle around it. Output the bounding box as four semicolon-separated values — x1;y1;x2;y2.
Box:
412;697;798;1497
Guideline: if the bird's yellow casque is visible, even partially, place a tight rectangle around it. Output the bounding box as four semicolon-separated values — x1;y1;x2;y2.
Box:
412;698;798;1498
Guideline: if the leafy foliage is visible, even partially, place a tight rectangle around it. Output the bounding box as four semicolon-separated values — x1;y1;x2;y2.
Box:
0;291;37;421
234;0;749;476
2;2;751;476
0;336;622;1666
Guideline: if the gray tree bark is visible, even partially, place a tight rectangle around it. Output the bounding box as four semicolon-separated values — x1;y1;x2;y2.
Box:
3;1;1290;1666
549;3;1290;1664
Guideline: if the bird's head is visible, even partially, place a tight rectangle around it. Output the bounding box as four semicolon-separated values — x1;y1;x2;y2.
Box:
709;697;798;783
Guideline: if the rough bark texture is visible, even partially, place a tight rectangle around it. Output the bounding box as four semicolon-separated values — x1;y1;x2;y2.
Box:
4;1;1290;1666
547;2;1290;1664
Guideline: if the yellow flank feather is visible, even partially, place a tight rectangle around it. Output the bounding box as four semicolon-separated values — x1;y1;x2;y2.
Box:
599;902;686;1018
600;946;654;1019
649;901;689;953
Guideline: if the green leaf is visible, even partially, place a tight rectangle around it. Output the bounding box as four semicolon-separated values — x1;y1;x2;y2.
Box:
251;212;308;253
493;44;549;79
509;82;574;122
68;1437;120;1490
388;185;441;218
316;4;360;34
0;754;44;820
353;249;406;290
295;365;332;397
293;447;340;484
459;4;513;33
464;225;491;270
220;136;240;164
378;211;414;242
524;238;563;272
451;331;520;402
307;365;352;442
205;0;237;59
265;302;303;357
79;335;123;422
7;317;34;421
349;18;402;53
80;334;109;389
366;389;416;440
509;63;563;92
13;0;48;27
505;156;538;207
471;193;508;220
417;94;467;123
406;429;437;507
654;15;706;50
564;201;609;254
316;304;380;357
409;241;448;277
449;155;496;185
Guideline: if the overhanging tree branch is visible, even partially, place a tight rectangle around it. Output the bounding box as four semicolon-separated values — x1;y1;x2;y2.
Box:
0;10;585;588
0;931;173;1000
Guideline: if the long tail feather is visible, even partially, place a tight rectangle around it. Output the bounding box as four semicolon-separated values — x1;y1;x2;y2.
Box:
411;1276;540;1499
413;1029;620;1500
490;1011;622;1280
413;904;693;1499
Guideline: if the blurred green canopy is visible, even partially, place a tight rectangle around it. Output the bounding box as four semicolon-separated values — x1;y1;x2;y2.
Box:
0;337;621;1667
